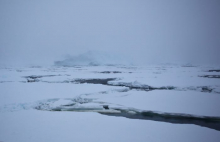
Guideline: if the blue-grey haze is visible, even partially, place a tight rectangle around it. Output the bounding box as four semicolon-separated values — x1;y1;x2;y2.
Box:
0;0;220;66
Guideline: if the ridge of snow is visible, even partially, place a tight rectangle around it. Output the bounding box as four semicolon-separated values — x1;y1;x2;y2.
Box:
54;51;133;66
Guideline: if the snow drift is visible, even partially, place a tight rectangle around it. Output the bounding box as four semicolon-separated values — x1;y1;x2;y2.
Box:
54;51;133;66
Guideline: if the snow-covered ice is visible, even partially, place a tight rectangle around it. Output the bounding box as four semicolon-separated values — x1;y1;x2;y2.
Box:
0;64;220;142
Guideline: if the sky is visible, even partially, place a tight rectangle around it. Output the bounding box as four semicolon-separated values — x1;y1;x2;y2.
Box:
0;0;220;66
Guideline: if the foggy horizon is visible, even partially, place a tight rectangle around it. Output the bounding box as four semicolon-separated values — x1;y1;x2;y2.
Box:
1;0;220;66
1;1;220;141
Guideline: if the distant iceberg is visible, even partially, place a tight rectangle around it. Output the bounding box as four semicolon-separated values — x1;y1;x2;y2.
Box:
54;51;133;66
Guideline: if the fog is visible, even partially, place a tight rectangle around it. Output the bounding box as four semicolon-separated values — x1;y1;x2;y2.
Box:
0;0;220;66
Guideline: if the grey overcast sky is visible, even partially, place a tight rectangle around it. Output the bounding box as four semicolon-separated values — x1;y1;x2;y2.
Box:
0;0;220;66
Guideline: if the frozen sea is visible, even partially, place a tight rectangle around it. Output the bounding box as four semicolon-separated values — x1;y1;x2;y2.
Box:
0;64;220;142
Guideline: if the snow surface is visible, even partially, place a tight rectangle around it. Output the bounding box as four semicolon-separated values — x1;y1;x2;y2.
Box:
0;64;220;142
